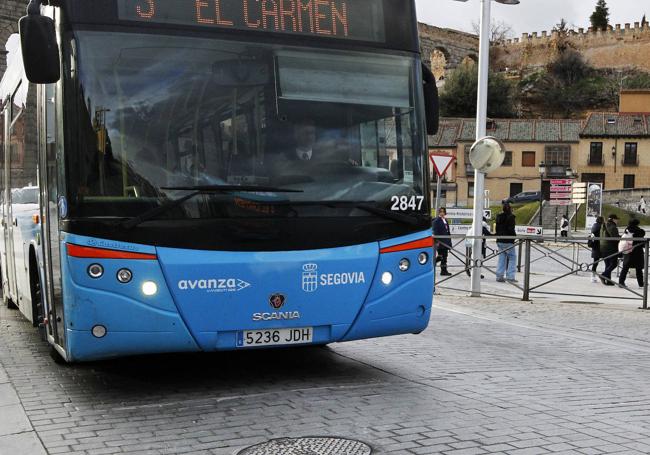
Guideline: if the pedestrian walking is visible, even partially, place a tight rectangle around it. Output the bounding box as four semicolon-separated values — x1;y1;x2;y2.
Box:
589;216;604;283
619;218;645;288
433;207;452;276
495;202;517;283
639;196;647;215
560;214;569;238
600;214;620;286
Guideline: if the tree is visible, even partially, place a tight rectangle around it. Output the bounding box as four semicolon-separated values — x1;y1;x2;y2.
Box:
439;63;516;118
590;0;609;31
552;18;571;54
471;20;514;43
642;14;648;28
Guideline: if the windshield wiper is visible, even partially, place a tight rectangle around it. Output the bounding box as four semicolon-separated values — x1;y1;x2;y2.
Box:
121;185;303;230
272;200;426;226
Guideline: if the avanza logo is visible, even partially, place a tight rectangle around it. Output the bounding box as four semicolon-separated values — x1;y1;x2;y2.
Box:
301;263;366;292
177;278;251;293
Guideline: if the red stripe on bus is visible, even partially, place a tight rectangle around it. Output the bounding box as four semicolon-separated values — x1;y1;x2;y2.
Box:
66;244;157;260
380;237;434;254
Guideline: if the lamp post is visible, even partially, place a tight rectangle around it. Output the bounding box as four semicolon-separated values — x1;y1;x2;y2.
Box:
454;0;521;297
538;161;546;226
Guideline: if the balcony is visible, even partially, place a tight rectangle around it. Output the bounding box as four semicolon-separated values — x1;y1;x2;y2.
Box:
587;157;604;166
544;164;570;178
622;156;639;166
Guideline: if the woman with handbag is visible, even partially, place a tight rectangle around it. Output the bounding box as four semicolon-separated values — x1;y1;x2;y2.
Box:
619;219;645;288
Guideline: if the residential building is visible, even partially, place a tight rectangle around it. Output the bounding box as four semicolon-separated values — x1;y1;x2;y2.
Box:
578;112;650;189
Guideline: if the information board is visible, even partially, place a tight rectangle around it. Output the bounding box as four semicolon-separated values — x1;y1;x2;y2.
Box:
117;0;386;42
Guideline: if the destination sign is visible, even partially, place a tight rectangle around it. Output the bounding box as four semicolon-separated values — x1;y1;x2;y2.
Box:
117;0;386;42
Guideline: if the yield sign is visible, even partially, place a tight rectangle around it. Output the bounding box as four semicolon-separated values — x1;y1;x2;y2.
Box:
430;153;455;177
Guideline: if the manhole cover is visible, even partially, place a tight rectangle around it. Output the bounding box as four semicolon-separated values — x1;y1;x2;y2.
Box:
238;437;372;455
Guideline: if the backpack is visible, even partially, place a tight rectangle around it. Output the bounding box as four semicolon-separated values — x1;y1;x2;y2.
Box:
618;231;634;255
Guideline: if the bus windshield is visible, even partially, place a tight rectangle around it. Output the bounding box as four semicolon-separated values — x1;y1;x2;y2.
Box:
65;31;426;222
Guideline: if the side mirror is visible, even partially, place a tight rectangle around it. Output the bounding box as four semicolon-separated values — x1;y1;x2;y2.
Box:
422;64;439;136
19;7;60;84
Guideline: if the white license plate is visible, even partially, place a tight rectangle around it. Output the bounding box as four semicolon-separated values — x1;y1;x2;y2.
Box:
237;327;313;347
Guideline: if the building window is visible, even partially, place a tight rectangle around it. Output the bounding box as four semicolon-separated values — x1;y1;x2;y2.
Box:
589;142;603;165
582;173;606;189
522;151;535;167
464;144;474;175
624;175;635;189
545;145;571;166
510;183;523;197
468;182;474;199
503;151;513;166
624;143;638;165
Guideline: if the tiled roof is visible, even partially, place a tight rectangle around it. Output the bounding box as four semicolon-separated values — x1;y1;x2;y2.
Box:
428;118;582;146
580;113;650;138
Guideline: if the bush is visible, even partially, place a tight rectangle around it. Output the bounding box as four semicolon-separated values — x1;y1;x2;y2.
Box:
440;63;516;118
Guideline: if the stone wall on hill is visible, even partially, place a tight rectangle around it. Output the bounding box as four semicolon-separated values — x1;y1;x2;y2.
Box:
494;22;650;73
418;22;479;83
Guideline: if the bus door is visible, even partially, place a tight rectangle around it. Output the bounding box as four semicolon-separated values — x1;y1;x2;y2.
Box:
3;85;21;305
0;101;7;296
39;83;64;345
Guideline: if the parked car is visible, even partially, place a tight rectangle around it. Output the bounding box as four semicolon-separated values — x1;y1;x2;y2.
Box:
506;191;542;204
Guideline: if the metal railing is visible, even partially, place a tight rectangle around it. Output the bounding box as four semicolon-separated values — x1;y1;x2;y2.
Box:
434;234;650;309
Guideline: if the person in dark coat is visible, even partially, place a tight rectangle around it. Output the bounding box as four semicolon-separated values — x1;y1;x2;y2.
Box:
590;216;604;283
433;207;452;276
619;218;646;288
600;214;620;286
495;202;517;283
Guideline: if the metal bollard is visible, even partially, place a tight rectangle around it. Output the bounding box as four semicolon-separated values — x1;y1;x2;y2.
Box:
642;239;650;310
517;241;523;272
523;239;531;301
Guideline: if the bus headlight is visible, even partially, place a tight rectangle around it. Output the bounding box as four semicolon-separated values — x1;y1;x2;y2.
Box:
116;268;133;283
381;272;393;285
141;281;158;296
418;252;429;265
88;264;104;279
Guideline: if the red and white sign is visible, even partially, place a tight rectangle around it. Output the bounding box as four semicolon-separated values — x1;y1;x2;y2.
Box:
550;200;572;206
429;153;455;178
550;179;573;185
550;193;571;199
550;186;572;192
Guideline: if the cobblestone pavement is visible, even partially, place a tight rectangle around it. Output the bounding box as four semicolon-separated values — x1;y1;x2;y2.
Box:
2;297;650;455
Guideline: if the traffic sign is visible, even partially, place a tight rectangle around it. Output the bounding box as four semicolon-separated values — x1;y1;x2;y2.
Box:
445;208;474;219
572;182;587;189
550;179;573;185
450;224;472;235
572;198;586;204
483;209;492;220
430;154;455;178
550;193;571;199
515;225;543;236
550;186;572;192
550;200;572;206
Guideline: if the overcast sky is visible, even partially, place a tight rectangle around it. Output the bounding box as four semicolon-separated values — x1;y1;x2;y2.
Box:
415;0;647;37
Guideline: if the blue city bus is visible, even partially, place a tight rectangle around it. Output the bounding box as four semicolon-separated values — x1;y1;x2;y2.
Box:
1;0;438;362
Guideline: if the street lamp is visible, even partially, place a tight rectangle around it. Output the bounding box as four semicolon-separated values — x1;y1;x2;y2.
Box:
538;161;546;225
454;0;521;297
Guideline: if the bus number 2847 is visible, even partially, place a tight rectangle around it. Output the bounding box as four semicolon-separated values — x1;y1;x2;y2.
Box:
391;196;424;211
